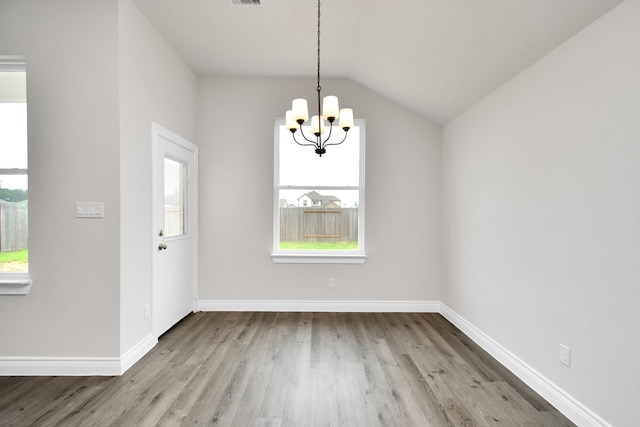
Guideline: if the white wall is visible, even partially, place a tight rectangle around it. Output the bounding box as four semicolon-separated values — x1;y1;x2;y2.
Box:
0;0;197;366
118;0;197;355
0;0;121;357
197;77;441;303
442;2;640;426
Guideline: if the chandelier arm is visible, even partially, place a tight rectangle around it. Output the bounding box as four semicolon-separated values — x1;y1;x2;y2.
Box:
324;129;349;147
320;120;334;149
296;126;321;147
292;130;319;148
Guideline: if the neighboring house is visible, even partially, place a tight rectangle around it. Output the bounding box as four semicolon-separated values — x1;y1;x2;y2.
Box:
297;191;341;209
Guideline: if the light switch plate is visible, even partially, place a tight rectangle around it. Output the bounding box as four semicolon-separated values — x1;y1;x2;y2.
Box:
76;202;104;218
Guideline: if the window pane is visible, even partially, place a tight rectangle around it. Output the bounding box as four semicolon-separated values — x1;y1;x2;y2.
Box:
0;67;28;273
279;189;359;250
0;103;27;169
279;125;360;187
0;175;28;272
164;158;186;237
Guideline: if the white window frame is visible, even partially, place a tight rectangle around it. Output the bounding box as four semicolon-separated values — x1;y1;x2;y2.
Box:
0;59;31;295
271;119;366;264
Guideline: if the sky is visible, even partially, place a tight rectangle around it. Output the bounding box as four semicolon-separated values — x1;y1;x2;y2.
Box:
0;103;28;191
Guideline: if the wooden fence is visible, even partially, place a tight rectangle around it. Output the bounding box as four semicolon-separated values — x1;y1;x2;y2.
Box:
0;199;28;252
280;207;358;242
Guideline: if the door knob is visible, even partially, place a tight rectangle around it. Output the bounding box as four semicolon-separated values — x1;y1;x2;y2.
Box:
158;243;167;250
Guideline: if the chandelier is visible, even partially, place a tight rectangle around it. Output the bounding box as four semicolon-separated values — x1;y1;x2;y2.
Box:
284;0;354;157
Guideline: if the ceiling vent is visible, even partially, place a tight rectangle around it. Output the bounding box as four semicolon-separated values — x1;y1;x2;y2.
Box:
231;0;261;5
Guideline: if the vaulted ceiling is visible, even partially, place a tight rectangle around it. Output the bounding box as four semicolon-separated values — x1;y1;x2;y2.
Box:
131;0;623;124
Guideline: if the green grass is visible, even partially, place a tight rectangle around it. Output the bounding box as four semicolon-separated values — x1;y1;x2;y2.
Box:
0;249;28;263
280;241;358;250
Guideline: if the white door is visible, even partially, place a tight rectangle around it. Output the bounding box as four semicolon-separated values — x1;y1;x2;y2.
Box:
152;123;198;338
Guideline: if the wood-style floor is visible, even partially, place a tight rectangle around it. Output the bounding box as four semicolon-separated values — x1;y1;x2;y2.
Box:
0;312;574;426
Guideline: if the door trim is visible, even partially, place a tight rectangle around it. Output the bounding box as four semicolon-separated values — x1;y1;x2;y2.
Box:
151;122;198;339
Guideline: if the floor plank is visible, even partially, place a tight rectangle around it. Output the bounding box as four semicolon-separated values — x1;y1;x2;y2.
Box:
0;312;575;426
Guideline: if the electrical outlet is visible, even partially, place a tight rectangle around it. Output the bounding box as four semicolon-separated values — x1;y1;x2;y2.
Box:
559;344;571;367
144;304;151;320
329;278;336;288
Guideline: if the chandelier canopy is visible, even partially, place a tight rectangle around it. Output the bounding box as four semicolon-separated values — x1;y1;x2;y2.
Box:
284;0;354;157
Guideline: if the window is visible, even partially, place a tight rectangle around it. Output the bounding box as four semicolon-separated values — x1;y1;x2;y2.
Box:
0;60;31;294
272;119;366;263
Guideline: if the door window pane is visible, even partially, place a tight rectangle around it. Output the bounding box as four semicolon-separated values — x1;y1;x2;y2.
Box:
164;157;186;237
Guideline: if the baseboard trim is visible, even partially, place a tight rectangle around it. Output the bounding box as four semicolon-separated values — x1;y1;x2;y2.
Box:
197;299;440;313
0;334;158;376
120;333;157;375
0;356;122;376
439;304;611;427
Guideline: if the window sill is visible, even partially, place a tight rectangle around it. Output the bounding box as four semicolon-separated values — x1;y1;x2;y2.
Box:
0;275;32;295
271;253;367;264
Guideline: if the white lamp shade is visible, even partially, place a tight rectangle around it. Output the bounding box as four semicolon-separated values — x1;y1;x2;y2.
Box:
292;98;309;123
285;110;299;131
310;115;325;135
339;108;354;129
322;95;340;121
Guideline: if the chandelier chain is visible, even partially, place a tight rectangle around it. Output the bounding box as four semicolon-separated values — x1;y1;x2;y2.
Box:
316;0;321;93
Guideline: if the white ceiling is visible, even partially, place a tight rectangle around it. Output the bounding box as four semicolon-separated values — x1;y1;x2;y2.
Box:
130;0;623;124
